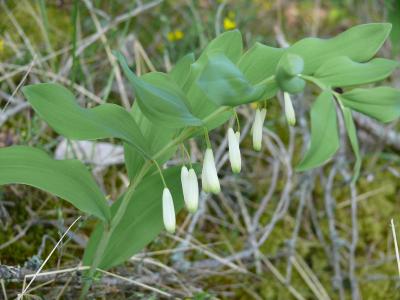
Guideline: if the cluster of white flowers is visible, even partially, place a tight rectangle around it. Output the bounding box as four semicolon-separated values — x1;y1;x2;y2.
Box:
162;108;269;233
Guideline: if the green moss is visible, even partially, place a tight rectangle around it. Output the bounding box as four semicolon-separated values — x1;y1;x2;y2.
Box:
0;186;81;267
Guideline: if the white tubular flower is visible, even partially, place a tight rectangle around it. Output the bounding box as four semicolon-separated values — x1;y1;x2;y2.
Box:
284;92;296;126
181;166;199;213
252;108;267;151
228;128;241;173
201;148;220;194
162;187;176;233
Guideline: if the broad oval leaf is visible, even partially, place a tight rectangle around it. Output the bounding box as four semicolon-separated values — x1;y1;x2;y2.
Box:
197;53;265;106
22;83;147;153
237;43;283;99
0;146;110;221
169;53;195;87
197;29;243;65
314;57;399;87
277;76;306;94
276;53;306;94
124;103;177;180
184;29;243;95
277;53;304;77
83;165;189;269
182;30;243;119
339;87;400;122
296;91;340;171
116;52;202;128
288;23;392;74
238;42;284;84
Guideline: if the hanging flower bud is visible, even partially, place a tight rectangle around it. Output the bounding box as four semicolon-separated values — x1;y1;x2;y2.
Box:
162;187;176;233
252;108;267;151
284;92;296;126
181;166;199;213
201;148;220;194
228;128;241;173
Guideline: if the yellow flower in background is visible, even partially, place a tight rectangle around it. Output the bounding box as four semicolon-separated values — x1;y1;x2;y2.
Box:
223;17;236;30
167;30;184;42
0;39;4;53
175;30;184;40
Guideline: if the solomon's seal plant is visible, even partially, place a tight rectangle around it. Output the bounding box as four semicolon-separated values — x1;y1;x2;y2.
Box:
1;23;399;297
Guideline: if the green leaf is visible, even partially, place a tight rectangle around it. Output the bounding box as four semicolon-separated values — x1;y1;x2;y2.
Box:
288;23;392;74
277;53;304;77
197;29;243;65
276;53;306;94
124;103;177;180
184;29;243;94
0;146;110;221
125;48;238;177
296;91;340;171
339;87;400;122
203;110;233;132
314;57;399;87
197;53;265;106
342;107;361;182
238;42;284;84
116;52;202;128
83;165;188;269
169;53;195;87
182;30;243;119
237;43;283;99
277;77;306;94
22;83;147;153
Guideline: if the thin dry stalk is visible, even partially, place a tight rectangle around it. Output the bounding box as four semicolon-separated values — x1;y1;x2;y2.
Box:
18;216;82;299
391;219;400;280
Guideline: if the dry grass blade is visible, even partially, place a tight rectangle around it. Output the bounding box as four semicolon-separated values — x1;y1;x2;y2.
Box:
18;216;82;299
1;279;7;300
291;256;330;300
83;0;130;108
1;57;35;114
97;268;172;298
391;219;400;280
